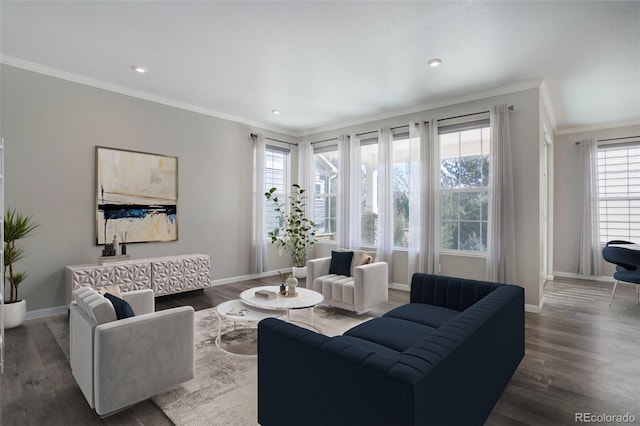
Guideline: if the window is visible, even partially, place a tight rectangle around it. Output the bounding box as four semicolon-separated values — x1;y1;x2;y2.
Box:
314;147;339;240
264;145;290;237
359;132;417;248
598;143;640;243
439;122;490;252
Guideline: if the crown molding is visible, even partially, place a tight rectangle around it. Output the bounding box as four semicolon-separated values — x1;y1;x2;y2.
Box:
299;79;544;136
0;54;295;136
554;119;640;136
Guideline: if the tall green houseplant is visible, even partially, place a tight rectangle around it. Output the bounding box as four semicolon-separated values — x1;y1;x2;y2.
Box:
4;208;39;303
265;184;317;267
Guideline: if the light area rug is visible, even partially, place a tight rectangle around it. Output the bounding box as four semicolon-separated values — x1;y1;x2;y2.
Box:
152;305;373;426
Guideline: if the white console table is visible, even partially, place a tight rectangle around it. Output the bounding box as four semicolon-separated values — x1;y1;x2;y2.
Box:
65;254;211;303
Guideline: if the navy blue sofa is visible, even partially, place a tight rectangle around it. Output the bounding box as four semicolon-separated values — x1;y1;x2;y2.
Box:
258;273;525;426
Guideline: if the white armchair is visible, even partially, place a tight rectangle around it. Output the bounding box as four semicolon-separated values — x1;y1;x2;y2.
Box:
306;250;388;314
70;287;194;417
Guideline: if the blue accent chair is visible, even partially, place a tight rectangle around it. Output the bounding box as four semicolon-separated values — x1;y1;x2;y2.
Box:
601;240;640;305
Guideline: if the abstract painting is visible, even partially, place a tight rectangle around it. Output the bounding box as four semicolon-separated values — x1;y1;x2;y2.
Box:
96;146;178;244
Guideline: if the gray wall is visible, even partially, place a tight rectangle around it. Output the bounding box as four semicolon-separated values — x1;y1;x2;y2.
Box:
553;123;640;277
1;64;293;313
1;63;547;312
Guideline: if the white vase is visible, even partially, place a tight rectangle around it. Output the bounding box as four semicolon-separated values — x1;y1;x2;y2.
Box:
292;266;306;279
285;274;298;296
4;299;27;329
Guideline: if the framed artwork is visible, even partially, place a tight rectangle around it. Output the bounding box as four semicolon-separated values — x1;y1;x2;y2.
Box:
96;146;178;244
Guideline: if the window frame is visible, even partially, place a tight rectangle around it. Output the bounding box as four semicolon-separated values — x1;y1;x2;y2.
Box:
438;119;491;255
597;141;640;244
313;144;339;241
264;144;291;239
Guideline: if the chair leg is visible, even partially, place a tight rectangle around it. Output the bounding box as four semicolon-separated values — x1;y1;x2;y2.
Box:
609;280;619;305
637;285;639;304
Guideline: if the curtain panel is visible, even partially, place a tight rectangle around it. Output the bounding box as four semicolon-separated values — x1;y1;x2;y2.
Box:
420;120;440;274
348;134;362;249
577;138;601;276
297;140;315;224
377;127;394;280
337;134;350;249
486;104;517;284
251;133;267;273
406;123;422;278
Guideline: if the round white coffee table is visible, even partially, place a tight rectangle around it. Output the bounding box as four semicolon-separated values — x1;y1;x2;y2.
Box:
215;299;285;356
239;285;324;331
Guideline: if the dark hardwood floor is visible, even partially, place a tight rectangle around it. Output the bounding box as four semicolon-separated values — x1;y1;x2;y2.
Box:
1;275;639;425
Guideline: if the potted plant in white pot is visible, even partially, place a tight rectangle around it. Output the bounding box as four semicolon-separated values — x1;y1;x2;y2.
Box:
4;208;40;328
265;184;317;278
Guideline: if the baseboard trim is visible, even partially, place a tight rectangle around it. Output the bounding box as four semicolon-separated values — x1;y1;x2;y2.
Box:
525;298;544;314
210;268;292;286
25;305;69;320
553;271;614;283
388;282;410;292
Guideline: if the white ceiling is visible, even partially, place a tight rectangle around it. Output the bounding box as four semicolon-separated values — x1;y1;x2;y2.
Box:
1;1;639;136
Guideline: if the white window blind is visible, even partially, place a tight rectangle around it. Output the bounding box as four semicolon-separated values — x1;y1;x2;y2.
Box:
598;142;640;243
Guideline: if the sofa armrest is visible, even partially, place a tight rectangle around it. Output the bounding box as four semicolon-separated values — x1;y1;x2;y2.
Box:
353;262;388;313
93;306;194;416
307;257;331;283
402;284;524;424
122;289;155;315
258;318;413;426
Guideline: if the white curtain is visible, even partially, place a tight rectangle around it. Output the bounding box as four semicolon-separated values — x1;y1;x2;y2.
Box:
486;104;517;284
420;120;440;274
406;123;422;278
377;127;394;280
577;138;601;276
348;134;362;249
297;139;315;225
337;134;350;248
251;133;267;273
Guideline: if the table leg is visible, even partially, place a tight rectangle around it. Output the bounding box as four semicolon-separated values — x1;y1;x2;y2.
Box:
216;312;222;349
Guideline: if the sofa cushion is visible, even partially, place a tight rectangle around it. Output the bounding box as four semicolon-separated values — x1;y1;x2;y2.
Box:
332;335;400;358
97;283;123;299
350;252;373;276
384;303;460;328
73;287;117;325
329;251;353;276
344;317;437;352
314;274;355;305
104;293;136;319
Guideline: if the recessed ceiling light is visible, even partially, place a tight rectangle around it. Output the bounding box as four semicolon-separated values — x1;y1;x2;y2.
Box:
428;58;442;68
272;109;281;115
131;65;148;74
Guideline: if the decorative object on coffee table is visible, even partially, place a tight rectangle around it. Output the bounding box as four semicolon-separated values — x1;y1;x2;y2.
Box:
285;274;298;296
278;271;287;295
